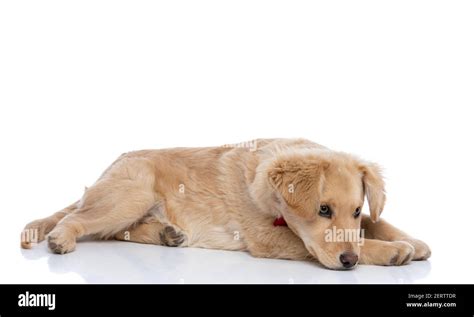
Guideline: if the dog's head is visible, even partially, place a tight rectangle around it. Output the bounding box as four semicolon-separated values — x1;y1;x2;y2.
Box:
268;152;385;269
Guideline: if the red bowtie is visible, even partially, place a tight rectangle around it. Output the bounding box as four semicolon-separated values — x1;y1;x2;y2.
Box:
273;216;287;227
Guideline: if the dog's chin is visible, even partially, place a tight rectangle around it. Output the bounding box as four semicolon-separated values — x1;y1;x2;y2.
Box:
306;245;352;270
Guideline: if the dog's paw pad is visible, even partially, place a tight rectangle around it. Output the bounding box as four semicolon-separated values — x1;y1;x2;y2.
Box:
159;226;186;247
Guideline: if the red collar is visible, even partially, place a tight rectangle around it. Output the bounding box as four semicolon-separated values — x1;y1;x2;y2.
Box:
273;216;287;227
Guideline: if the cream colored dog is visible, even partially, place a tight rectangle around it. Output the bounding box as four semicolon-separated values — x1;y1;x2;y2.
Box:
21;139;431;269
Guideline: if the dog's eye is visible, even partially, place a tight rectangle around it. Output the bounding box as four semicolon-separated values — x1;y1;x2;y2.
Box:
353;207;361;218
319;205;332;218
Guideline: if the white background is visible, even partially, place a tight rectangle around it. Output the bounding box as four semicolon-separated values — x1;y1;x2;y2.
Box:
0;1;473;283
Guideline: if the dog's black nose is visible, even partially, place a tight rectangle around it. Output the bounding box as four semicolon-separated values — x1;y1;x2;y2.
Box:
340;251;358;268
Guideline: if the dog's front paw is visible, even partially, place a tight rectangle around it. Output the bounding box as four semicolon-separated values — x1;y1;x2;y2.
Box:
401;238;431;261
361;240;415;266
47;230;76;254
388;241;415;265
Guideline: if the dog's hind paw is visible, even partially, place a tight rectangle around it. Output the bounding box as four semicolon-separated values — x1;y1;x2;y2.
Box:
47;230;76;254
159;226;186;247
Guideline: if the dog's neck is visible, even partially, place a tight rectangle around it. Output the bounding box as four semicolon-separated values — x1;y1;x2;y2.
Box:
248;158;286;219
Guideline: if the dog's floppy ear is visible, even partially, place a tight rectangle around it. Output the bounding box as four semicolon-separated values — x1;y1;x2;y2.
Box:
268;158;329;215
359;162;386;222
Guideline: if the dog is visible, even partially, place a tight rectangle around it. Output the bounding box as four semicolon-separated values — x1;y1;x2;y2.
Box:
21;138;431;269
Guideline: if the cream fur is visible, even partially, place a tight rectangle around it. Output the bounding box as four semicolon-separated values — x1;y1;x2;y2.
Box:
21;138;430;270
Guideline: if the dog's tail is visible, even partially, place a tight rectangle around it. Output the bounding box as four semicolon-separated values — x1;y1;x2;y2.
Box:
20;200;80;249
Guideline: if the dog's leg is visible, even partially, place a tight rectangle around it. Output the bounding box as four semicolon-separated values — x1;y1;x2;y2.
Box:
242;225;311;261
21;201;79;249
359;238;415;266
47;158;157;254
362;215;431;260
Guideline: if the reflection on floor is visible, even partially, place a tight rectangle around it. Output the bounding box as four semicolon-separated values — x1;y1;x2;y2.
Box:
15;240;433;284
